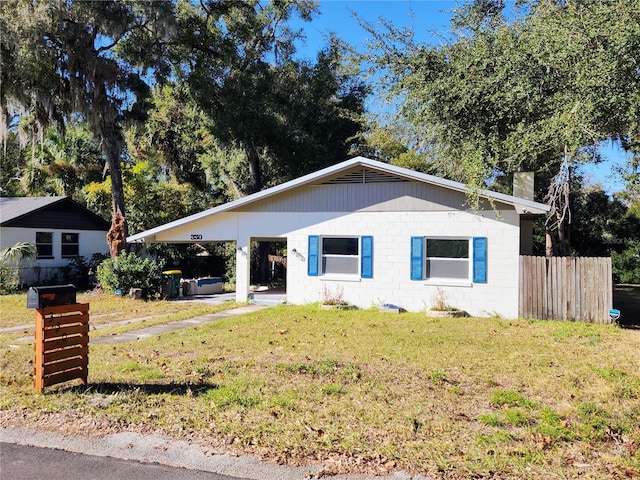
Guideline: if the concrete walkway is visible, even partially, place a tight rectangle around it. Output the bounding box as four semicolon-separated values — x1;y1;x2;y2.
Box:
92;304;268;344
0;291;281;339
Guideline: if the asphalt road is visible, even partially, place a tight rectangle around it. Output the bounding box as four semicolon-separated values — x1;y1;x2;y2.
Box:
1;442;243;480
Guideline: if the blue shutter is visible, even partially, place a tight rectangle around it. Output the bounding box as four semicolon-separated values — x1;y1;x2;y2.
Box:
308;235;319;276
361;236;373;278
473;237;487;283
410;236;424;280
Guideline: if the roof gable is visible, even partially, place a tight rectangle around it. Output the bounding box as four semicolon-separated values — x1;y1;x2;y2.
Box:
318;167;410;185
128;157;550;243
1;197;110;231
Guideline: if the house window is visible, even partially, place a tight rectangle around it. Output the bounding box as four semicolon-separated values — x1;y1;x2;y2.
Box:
36;232;53;258
308;235;373;278
61;233;79;257
426;238;470;280
411;236;487;283
322;237;359;275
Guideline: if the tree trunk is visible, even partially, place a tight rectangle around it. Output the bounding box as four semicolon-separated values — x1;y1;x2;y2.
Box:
100;120;128;257
545;229;554;257
244;146;270;284
107;210;126;258
247;145;262;195
557;213;569;256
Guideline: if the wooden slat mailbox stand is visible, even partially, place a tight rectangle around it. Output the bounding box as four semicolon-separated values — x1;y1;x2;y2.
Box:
34;303;89;393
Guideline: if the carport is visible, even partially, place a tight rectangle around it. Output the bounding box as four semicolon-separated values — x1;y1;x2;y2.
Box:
127;207;294;305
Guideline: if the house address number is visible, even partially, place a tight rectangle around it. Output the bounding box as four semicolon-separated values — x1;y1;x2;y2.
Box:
191;234;203;240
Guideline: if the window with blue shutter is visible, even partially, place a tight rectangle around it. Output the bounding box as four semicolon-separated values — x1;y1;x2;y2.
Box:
308;235;319;276
472;237;487;283
410;236;424;280
360;236;373;278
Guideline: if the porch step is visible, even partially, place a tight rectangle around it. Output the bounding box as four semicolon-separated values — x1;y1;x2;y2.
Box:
249;293;287;306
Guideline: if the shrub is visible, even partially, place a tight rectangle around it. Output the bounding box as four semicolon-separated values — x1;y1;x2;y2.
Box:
60;253;109;290
0;267;20;295
96;251;164;299
612;240;640;284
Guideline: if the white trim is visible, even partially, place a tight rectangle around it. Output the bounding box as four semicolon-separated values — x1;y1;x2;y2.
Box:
320;235;360;277
425;237;471;282
423;281;473;288
320;276;362;283
61;232;80;258
36;231;54;259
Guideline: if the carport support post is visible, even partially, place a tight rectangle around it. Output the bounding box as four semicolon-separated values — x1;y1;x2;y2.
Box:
235;240;250;303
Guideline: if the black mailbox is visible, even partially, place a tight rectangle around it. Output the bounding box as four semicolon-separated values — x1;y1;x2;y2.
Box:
27;285;77;309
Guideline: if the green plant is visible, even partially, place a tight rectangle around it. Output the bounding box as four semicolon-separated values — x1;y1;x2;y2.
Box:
612;240;640;284
536;408;574;441
430;369;447;386
0;241;37;292
321;383;344;396
489;389;536;409
0;267;20;295
478;413;504;427
59;253;108;290
96;251;165;299
203;383;261;410
502;408;530;427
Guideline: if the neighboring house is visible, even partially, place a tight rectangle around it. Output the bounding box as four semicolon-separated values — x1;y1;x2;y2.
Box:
0;196;110;285
128;157;550;318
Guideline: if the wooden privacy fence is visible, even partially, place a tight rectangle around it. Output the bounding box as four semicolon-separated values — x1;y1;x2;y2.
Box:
519;256;612;323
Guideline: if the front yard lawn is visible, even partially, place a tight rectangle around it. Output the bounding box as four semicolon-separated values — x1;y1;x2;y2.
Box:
0;290;234;329
1;304;639;479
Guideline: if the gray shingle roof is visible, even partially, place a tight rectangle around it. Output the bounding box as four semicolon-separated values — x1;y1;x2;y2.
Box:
0;196;66;224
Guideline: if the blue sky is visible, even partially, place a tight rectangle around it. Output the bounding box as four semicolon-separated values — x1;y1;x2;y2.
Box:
293;0;626;194
296;0;454;56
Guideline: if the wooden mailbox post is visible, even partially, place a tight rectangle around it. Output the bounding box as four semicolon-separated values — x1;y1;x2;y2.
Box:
34;303;89;393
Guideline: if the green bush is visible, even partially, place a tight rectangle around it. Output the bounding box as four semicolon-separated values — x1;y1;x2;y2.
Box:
612;240;640;284
0;267;20;295
96;252;165;299
60;253;109;290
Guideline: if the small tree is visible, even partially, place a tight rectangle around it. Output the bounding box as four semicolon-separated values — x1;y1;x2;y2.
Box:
96;252;164;299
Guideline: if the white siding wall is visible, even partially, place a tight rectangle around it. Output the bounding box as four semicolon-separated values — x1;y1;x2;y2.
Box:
153;212;241;243
225;209;520;318
0;227;109;284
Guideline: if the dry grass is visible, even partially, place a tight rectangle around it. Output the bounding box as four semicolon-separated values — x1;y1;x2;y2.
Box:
1;303;639;479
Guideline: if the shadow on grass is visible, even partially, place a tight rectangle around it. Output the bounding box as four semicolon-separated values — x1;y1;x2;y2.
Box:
66;382;219;396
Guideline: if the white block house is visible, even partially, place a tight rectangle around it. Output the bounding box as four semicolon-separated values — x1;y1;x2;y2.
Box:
0;196;110;285
128;157;549;318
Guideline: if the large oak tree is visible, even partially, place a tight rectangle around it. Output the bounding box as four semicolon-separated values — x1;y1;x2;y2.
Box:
363;0;640;254
170;0;366;196
1;0;173;255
